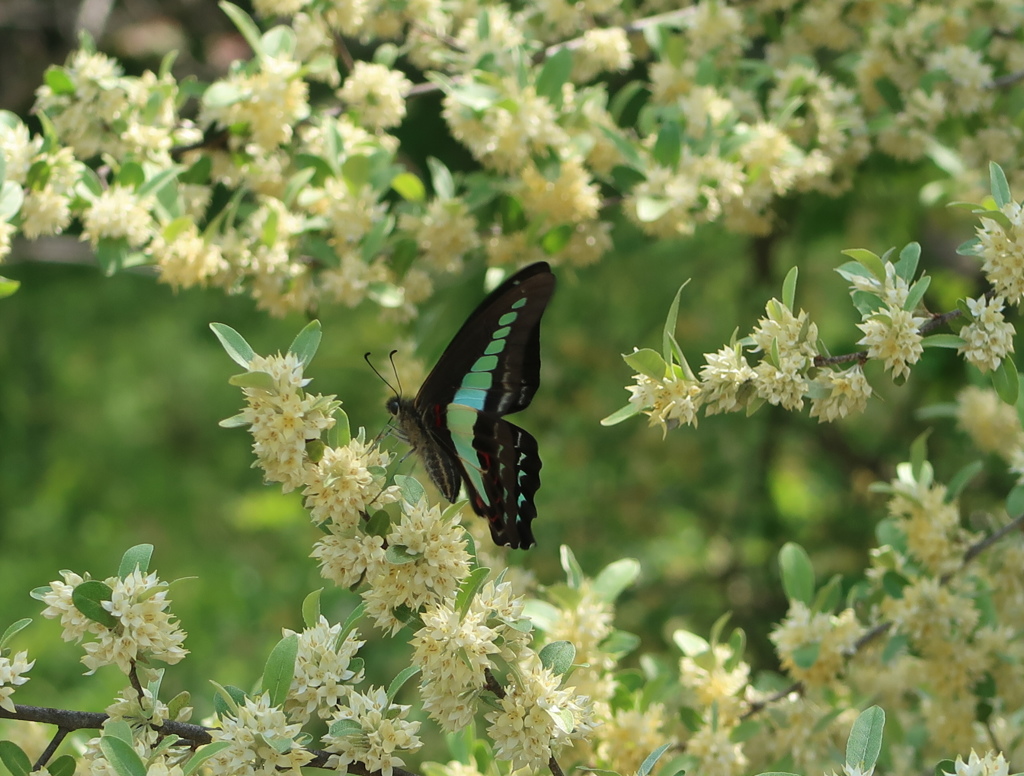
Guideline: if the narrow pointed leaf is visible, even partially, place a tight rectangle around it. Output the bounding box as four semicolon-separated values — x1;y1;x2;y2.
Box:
288;320;322;367
210;323;255;367
262;633;299;707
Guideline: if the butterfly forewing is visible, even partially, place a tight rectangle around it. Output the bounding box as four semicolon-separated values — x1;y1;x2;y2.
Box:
388;262;555;549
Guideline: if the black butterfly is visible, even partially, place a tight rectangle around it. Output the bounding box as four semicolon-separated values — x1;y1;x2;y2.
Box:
387;262;556;549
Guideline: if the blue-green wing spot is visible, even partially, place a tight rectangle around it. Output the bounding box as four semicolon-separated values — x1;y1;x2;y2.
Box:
446;404;491;505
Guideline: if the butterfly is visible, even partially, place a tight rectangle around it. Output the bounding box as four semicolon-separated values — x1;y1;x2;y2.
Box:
387;262;556;549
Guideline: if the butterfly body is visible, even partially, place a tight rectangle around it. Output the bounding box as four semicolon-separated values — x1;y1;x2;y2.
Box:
387;262;556;549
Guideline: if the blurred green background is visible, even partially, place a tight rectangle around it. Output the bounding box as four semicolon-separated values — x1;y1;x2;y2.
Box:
0;0;1016;756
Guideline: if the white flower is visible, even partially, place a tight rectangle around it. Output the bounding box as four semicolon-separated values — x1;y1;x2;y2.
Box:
338;62;412;129
809;365;872;422
0;651;34;712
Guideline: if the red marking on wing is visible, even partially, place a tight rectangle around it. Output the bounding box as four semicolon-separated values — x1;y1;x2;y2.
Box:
431;404;445;427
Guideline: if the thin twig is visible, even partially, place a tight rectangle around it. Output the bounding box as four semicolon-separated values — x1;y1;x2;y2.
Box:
32;727;69;770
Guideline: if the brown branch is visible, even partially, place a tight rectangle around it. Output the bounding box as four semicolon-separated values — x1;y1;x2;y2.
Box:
32;727;69;770
990;70;1024;89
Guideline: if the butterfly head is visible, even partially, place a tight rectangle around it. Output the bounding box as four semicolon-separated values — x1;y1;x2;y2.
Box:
385;395;401;417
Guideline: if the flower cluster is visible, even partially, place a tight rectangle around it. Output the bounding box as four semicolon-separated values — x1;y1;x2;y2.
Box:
485;653;594;772
40;568;187;675
411;580;530;731
285;617;366;723
323;686;422;776
976;201;1024;304
362;498;472;633
207;693;315;774
237;352;339;492
769;602;863;688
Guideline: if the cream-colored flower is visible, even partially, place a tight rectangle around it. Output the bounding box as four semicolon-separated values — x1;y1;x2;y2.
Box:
285;617;366;723
362;499;471;633
958;296;1015;373
486;653;594;771
769;602;862;688
324;686;422;776
0;651;34;712
339;62;412;130
809;365;872;422
208;693;315;774
81;185;153;248
857;305;926;380
700;345;756;415
976;201;1024;304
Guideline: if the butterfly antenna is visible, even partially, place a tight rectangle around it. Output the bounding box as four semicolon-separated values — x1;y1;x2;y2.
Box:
388;349;404;396
364;351;399;396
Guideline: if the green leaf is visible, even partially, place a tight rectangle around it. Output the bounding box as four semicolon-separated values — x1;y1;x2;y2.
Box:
812;574;843;614
624;348;667;381
182;742;235;776
541;224;574;255
992;359;1019;405
211;683;247;717
841;248;886;283
47;754;76;776
73;580;117;629
0;741;31;776
945;461;983;502
118;544;153;579
386;545;420;565
779;543;814;605
137;167;180;198
791;642;820;669
392;172;425;202
329;409;351;448
560;545;584;589
364;510;391;538
455;566;491;616
1006;483;1024;518
95;237;130;277
426;157;455;200
99;735;147;776
637;743;672;776
261;25;296;57
539;641;576;676
387;665;421;703
634;195;673;223
600;402;642;426
662;281;689;366
652;121;681;168
210;323;256;368
394;474;425;506
0;619;31;650
329;718;364;738
592;558;640;602
44;65;76;96
0;181;24;221
909;429;930;482
672;628;709;656
600;629;640;658
288;320;321;368
229;371;276;391
922;333;965;349
301;589;323;628
219;2;264;57
781;266;798;311
0;276;20;299
202;81;244;109
341;154;371;192
935;761;956;776
262;633;299;707
903;275;930;311
894;242;921;283
846;705;885;773
536;48;573;107
990;162;1012;209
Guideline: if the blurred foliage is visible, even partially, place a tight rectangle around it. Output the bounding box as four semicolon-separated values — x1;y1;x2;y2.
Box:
0;0;1017;743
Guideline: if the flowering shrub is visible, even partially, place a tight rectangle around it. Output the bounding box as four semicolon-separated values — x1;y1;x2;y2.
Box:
2;1;1024;775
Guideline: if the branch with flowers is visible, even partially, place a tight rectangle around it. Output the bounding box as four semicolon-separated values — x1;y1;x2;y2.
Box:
604;163;1021;434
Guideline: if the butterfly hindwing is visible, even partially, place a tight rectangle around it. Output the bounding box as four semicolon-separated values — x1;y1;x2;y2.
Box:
387;262;555;549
